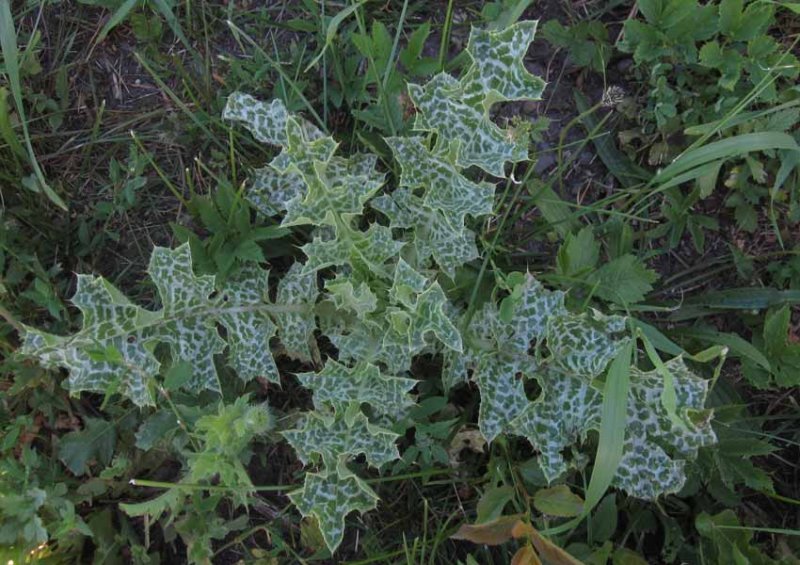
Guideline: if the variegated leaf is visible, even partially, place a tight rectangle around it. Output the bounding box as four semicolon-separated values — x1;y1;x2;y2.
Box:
148;245;227;393
325;276;378;319
301;224;404;276
372;191;478;278
297;360;416;419
282;412;399;468
474;356;532;442
21;274;161;406
459;21;546;109
275;263;319;362
289;463;379;553
386;136;495;222
545;310;628;380
218;264;279;383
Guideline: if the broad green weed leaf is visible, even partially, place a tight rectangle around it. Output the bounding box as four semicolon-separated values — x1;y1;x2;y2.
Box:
58;417;117;476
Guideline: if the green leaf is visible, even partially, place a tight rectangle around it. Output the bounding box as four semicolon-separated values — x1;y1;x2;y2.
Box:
135;411;179;450
557;227;599;277
587;255;658;305
476;485;516;524
699;41;743;90
58;418;116;476
719;0;772;41
164;360;193;390
533;485;585;517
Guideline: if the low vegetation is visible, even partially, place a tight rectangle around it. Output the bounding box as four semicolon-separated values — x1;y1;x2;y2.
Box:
1;0;799;563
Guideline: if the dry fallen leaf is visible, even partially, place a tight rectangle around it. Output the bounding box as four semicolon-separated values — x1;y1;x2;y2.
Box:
512;545;543;565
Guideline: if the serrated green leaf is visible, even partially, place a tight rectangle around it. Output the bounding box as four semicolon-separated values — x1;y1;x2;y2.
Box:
587;255;658;305
58;417;116;476
557;227;599;277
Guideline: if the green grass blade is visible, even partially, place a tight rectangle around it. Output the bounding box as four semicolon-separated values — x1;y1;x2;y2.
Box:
656;132;799;182
150;0;195;55
0;85;26;159
584;339;633;511
304;0;366;72
0;0;67;210
95;0;138;44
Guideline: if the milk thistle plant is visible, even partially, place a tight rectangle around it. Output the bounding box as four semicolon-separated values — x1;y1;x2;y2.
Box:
21;20;716;555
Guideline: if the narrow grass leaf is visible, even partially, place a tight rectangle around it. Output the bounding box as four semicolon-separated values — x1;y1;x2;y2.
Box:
583;338;632;511
95;0;138;44
0;0;67;209
305;0;367;71
657;132;799;182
